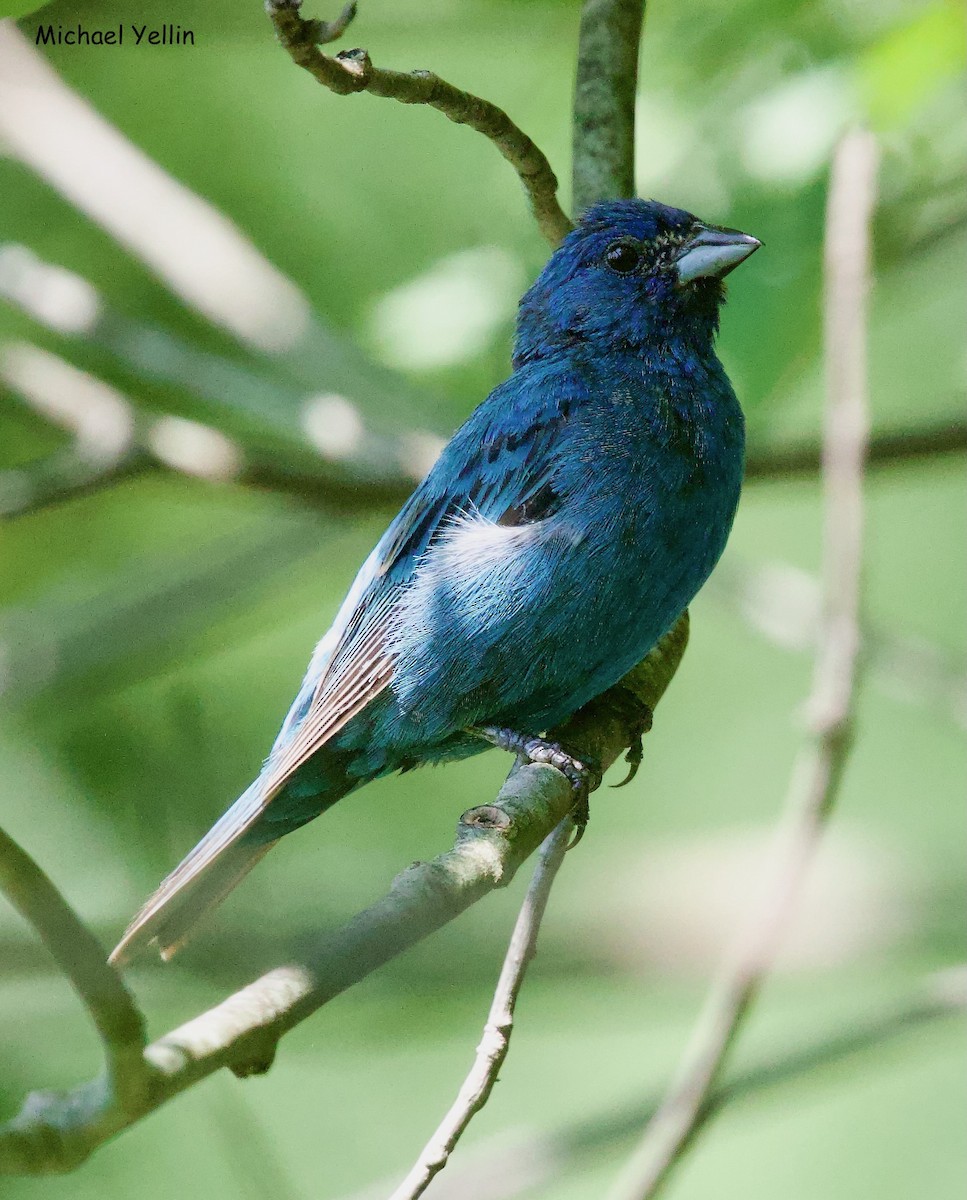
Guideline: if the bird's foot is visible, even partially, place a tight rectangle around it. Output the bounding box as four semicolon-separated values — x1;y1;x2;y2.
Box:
473;726;601;848
607;693;654;788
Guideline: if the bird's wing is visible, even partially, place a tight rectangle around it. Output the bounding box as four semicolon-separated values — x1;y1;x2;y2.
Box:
110;496;440;963
265;400;572;782
110;381;579;963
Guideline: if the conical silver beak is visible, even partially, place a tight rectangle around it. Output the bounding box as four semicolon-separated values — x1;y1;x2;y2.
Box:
675;225;761;283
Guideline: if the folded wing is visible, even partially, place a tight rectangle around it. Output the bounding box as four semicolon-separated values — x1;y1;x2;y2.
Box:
110;377;578;962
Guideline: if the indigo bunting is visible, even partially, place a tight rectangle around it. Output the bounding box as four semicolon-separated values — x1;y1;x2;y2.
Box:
111;199;759;964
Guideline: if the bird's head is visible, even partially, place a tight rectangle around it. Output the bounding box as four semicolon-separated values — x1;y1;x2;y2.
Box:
513;199;760;366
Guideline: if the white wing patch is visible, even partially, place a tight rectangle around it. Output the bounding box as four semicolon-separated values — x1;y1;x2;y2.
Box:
386;509;549;655
429;509;543;586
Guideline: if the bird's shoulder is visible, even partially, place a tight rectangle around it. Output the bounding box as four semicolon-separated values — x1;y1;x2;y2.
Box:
373;360;593;571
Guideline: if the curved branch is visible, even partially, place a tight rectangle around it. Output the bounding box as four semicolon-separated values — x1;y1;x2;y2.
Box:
0;447;148;519
0;827;149;1119
266;1;572;246
389;819;572;1200
0;616;688;1176
393;968;967;1200
744;417;967;481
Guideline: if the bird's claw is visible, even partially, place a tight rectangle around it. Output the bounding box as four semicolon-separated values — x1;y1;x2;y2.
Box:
612;744;642;788
566;821;587;851
474;726;600;847
518;737;600;850
612;722;647;787
518;736;601;793
609;698;653;789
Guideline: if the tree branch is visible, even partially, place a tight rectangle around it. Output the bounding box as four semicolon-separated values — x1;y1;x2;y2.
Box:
572;1;647;214
265;1;572;247
0;446;149;518
606;128;879;1200
6;410;960;521
384;967;966;1200
3;244;958;524
388;820;571;1200
743;417;967;480
0;337;417;521
0;827;149;1119
0;617;688;1176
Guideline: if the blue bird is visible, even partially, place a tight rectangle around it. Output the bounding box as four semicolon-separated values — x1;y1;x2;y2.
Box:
111;199;759;964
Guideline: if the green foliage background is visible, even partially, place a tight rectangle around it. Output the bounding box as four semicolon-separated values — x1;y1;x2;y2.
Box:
0;4;45;19
0;0;964;1197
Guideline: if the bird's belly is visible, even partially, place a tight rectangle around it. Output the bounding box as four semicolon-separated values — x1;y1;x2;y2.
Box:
384;471;737;742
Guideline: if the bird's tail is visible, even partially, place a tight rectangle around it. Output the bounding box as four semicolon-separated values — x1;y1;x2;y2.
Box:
109;780;275;966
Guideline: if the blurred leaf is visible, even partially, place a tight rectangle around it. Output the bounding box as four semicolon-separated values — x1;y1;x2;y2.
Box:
0;507;320;705
860;1;967;129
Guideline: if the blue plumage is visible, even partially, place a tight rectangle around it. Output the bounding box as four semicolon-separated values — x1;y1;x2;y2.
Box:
111;199;759;962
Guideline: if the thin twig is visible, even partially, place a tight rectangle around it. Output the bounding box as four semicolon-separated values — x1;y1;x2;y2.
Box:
0;447;149;518
743;417;967;480
606;128;879;1200
343;967;967;1200
0;617;688;1176
3;240;961;522
265;1;572;247
388;820;572;1200
572;1;647;214
0;826;150;1117
5;406;961;520
707;557;967;730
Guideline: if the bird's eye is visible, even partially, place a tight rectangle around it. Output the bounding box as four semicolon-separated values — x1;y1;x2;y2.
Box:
604;239;643;275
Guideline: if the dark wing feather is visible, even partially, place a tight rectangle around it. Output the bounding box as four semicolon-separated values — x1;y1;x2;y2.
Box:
260;389;576;796
111;499;436;963
110;378;580;962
